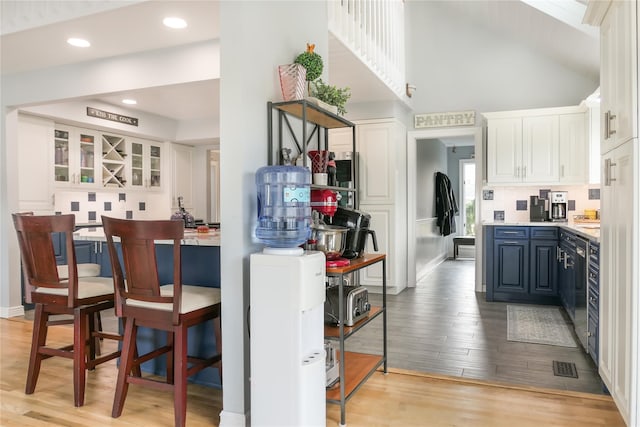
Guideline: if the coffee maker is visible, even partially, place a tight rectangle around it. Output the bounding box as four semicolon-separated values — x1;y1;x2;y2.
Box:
548;191;568;222
529;195;547;222
330;207;378;259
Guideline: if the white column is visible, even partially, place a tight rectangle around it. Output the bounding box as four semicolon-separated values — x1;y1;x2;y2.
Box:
218;1;328;424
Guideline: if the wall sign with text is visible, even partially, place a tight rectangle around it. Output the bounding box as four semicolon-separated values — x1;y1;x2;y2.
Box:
87;107;138;126
414;110;475;129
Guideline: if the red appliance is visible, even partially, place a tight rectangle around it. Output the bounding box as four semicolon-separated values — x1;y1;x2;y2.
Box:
311;189;338;217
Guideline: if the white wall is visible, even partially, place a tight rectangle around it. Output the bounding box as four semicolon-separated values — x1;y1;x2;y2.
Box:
405;1;598;118
218;1;328;424
415;139;449;281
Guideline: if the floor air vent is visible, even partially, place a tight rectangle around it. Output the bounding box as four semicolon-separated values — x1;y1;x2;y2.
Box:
552;361;578;378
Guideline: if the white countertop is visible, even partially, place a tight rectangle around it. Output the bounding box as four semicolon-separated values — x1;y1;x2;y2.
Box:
482;221;600;243
73;227;221;247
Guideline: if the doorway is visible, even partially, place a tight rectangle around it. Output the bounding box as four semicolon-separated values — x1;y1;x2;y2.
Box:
407;127;483;291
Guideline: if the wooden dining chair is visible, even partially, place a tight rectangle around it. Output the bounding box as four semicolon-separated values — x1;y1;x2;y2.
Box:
101;216;221;427
12;213;122;407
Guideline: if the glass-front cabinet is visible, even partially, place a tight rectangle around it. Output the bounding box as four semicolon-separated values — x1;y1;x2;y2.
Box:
54;126;98;188
130;139;162;189
54;124;162;190
54;129;70;183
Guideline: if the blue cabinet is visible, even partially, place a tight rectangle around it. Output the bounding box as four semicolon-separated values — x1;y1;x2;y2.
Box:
486;226;560;304
530;239;559;296
493;238;529;295
101;241;222;388
74;240;100;264
52;231;66;264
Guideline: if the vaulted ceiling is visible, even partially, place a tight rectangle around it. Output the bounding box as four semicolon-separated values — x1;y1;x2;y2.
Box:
1;0;598;131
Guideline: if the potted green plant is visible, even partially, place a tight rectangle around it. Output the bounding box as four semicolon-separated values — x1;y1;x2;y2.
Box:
294;43;324;83
310;79;351;115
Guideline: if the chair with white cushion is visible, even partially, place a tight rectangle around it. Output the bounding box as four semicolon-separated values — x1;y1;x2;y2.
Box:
12;213;122;407
101;216;221;427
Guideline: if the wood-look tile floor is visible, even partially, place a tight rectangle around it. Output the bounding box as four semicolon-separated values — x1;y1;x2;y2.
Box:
346;258;605;394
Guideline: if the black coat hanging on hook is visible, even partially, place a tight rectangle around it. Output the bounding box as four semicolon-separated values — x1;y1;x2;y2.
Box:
435;172;458;236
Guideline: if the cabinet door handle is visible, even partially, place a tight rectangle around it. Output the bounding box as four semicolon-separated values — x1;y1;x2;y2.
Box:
561;165;564;177
605;110;617;138
503;241;519;244
609;112;616;137
604;158;617;186
503;231;519;234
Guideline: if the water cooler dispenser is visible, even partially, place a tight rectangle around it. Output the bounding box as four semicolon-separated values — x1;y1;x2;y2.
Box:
250;165;326;426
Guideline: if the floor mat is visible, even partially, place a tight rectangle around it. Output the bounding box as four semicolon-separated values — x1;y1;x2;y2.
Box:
507;305;577;347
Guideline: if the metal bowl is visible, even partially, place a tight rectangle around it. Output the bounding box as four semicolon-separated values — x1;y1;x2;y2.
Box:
311;224;348;260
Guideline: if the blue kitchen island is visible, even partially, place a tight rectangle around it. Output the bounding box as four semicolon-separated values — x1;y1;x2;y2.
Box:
72;227;222;388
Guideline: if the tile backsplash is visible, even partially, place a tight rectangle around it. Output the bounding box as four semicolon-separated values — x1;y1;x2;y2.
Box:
481;185;600;223
55;190;170;224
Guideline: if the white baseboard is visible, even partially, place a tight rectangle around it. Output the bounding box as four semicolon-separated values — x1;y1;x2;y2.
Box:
416;253;448;283
219;409;249;427
0;305;25;319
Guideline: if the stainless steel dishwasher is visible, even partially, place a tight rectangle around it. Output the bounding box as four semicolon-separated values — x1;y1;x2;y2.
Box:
574;236;589;351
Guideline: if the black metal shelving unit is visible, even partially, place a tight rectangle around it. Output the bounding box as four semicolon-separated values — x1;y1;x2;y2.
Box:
267;100;358;209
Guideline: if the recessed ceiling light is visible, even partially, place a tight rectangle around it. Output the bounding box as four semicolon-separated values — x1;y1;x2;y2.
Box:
122;99;137;105
163;17;187;29
67;38;90;47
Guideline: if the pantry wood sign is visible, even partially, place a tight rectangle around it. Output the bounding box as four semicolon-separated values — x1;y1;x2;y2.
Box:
414;110;475;129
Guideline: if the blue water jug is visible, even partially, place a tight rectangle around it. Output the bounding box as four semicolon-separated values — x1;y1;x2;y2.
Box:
255;165;311;248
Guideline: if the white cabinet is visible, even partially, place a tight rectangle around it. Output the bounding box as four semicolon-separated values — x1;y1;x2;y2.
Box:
129;139;162;190
558;113;588;184
52;125;164;191
585;3;640;423
355;119;407;293
600;141;636;426
600;0;637;154
171;144;194;209
19;114;54;212
357;121;404;204
328;128;354;154
54;125;100;188
485;107;588;185
486;117;522;183
486;115;558;184
522;115;559;183
101;133;127;188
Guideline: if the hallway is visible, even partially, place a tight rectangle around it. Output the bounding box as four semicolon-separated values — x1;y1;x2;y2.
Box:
346;259;604;394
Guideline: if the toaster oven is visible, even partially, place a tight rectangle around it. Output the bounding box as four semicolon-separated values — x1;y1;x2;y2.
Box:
324;285;370;326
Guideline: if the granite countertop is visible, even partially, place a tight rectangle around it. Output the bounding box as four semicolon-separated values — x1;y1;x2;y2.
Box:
73;227;221;247
482;221;600;243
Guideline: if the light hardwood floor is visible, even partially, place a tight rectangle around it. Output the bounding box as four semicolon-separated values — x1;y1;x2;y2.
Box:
0;308;625;426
